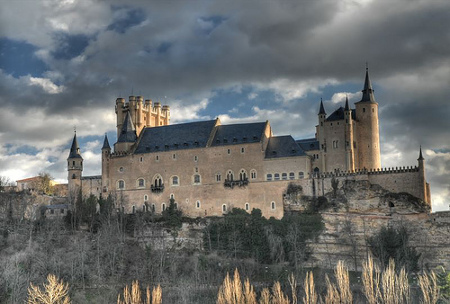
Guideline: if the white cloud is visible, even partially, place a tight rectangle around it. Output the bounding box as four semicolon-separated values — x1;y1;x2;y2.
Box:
330;92;360;104
257;78;339;102
170;98;211;122
29;77;65;94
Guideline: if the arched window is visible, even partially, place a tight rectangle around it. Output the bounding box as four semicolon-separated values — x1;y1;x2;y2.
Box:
216;173;222;182
161;203;166;212
289;172;295;180
245;203;249;211
239;169;247;181
144;195;148;202
153;175;163;187
226;170;234;181
170;193;174;200
250;169;257;180
117;180;125;190
222;204;227;213
282;173;287;180
274;173;280;181
299;172;304;179
196;200;201;209
266;174;272;181
271;201;276;210
132;205;136;213
172;176;179;186
151;204;155;213
193;174;201;184
137;178;145;188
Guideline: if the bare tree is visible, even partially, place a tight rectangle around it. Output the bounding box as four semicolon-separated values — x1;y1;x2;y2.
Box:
27;274;71;304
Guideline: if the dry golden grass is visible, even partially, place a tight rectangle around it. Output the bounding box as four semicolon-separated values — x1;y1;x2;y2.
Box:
117;280;162;304
302;272;316;304
27;274;71;304
217;269;291;304
418;271;439;304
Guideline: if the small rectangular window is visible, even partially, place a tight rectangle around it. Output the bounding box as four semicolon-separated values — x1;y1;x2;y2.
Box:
227;149;231;155
241;147;245;153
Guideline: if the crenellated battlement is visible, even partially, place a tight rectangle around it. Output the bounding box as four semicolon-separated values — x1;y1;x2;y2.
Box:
115;95;170;139
314;166;419;178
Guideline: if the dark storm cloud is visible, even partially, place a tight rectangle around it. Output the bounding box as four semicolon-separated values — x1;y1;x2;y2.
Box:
0;0;449;209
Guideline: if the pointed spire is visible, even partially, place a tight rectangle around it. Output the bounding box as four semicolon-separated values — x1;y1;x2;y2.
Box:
344;95;350;111
360;65;376;103
117;111;137;143
318;98;326;115
68;133;82;159
102;134;111;150
418;146;424;161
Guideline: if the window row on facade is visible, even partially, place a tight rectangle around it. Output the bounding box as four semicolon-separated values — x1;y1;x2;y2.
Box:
116;169;258;190
266;171;305;181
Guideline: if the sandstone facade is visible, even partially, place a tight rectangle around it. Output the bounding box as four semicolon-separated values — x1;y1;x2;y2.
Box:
67;68;431;218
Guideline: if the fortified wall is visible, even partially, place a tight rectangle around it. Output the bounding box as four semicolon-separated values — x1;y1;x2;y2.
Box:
285;165;430;208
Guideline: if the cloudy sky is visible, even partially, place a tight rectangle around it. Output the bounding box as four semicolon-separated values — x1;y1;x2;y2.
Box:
0;0;449;211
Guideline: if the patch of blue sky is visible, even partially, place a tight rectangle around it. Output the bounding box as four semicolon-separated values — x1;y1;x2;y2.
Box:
157;42;172;55
4;144;40;156
196;15;227;36
52;33;92;60
0;38;48;77
68;132;118;153
107;6;146;34
200;86;280;118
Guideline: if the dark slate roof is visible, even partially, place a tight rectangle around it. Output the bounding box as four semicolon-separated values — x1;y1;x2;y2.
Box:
81;175;102;180
325;107;356;121
357;67;376;103
296;138;319;151
102;134;111;150
134;120;217;154
117;111;137;143
211;122;267;146
68;134;82;159
265;136;306;159
318;98;326;115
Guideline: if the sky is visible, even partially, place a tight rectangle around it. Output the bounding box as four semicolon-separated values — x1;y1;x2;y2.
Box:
0;0;449;212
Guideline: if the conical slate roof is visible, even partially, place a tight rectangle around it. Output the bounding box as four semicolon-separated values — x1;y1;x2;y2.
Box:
68;133;82;159
117;111;137;143
360;67;376;103
418;146;424;161
318;98;326;115
344;96;350;111
102;134;111;150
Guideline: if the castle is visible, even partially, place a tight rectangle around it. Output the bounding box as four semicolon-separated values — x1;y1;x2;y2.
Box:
67;68;431;218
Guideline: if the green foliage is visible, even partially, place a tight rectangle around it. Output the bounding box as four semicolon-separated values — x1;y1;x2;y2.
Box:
162;198;183;229
437;268;450;300
204;208;324;265
367;226;420;272
306;196;329;213
286;183;303;195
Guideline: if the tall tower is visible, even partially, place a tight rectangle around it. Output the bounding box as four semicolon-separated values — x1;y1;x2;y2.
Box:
317;98;327;172
344;96;355;171
354;67;381;170
417;146;430;205
101;134;111;194
67;133;83;197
